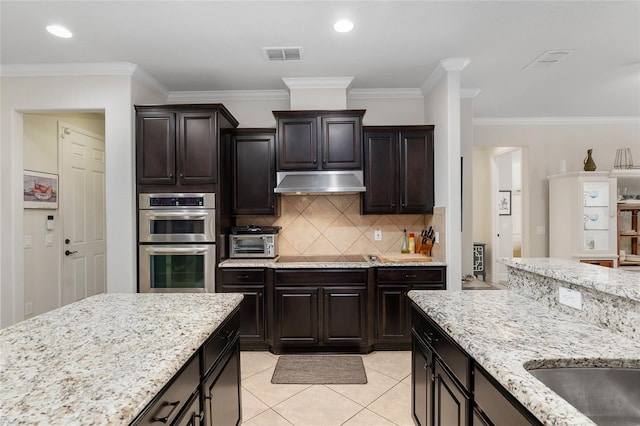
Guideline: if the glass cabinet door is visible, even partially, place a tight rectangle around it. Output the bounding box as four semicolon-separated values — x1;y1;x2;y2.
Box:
583;181;611;251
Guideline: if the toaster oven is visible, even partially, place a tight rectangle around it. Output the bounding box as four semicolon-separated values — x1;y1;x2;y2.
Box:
229;226;281;258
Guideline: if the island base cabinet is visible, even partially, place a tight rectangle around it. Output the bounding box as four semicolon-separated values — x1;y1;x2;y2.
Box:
474;367;536;426
202;344;242;426
174;392;202;426
433;360;469;426
412;338;434;426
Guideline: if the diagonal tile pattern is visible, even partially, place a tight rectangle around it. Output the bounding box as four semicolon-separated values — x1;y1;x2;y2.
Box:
240;351;414;426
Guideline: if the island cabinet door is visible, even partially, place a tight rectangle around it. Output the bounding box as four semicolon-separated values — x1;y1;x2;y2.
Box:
433;360;469;426
274;287;319;345
323;286;367;345
412;338;434;426
202;344;241;426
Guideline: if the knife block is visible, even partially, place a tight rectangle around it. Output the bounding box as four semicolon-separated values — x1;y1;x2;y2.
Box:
416;240;433;256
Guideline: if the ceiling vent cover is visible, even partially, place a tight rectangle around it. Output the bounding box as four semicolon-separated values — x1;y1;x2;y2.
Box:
525;50;575;69
263;47;303;61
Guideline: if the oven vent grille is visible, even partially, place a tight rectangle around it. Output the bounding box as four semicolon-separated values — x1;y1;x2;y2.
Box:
263;46;303;61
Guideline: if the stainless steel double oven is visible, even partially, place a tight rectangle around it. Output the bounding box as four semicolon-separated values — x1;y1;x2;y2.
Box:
138;193;216;293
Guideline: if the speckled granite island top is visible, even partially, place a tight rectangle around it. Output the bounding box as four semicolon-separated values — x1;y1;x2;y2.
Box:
0;292;243;425
409;258;640;426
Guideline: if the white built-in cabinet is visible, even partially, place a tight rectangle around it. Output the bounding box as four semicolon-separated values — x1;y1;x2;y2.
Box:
548;172;617;267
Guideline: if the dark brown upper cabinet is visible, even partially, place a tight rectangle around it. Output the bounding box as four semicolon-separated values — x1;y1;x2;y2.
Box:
136;104;238;189
362;126;434;214
273;110;365;171
229;129;278;216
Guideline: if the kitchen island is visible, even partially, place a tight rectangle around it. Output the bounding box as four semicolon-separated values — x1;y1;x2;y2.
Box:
0;292;243;425
409;258;640;426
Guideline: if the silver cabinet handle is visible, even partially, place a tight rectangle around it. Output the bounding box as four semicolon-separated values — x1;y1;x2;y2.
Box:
147;212;208;219
146;247;209;255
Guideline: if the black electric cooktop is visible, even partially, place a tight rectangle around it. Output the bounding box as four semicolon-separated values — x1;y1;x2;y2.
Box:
276;255;369;263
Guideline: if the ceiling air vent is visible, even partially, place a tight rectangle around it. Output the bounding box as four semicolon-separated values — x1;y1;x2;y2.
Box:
263;46;303;61
524;50;575;70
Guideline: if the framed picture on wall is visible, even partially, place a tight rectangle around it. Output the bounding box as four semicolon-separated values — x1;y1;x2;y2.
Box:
498;190;511;216
24;170;58;209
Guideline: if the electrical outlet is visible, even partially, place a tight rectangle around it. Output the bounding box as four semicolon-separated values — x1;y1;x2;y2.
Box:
434;231;440;244
25;302;33;316
23;235;32;248
374;229;382;241
559;287;582;310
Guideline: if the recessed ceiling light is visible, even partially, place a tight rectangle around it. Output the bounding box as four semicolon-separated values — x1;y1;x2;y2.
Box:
46;25;73;38
333;20;354;33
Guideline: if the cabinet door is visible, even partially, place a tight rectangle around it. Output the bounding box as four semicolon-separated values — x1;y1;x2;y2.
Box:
203;345;241;426
173;392;201;426
433;360;469;426
275;287;319;345
235;288;265;342
377;285;410;343
277;116;318;170
231;133;276;215
412;338;434;426
137;111;176;185
320;116;362;169
178;112;218;184
323;286;367;345
363;131;397;214
399;130;434;214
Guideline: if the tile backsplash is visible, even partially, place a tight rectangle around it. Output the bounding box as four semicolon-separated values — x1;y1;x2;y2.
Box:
235;194;446;257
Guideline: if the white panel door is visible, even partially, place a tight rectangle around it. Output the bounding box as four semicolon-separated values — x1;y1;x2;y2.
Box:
61;124;106;305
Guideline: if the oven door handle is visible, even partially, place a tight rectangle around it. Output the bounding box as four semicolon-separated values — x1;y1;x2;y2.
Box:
145;246;210;255
146;212;209;219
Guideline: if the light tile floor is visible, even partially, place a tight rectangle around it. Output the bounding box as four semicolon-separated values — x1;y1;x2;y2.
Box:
240;351;414;426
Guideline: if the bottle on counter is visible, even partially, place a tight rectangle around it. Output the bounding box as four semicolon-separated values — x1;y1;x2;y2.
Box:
409;233;415;253
401;229;410;253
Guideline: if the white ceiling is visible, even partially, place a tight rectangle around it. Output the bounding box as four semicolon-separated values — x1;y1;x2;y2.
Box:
1;1;639;118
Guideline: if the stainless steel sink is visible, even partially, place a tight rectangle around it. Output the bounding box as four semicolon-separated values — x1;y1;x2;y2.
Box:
528;367;640;426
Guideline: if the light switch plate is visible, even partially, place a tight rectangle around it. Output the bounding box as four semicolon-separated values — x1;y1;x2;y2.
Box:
559;286;582;310
45;234;53;246
23;235;32;248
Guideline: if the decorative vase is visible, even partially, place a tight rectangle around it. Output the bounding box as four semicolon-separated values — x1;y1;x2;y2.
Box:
583;149;597;171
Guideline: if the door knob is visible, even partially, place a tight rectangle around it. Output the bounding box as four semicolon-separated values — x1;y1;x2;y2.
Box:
65;250;78;256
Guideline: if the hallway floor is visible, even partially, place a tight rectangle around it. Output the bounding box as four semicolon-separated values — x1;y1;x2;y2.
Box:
240;351;413;426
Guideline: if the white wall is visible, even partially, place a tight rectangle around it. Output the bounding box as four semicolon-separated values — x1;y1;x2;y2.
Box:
474;121;640;258
1;75;135;327
349;97;425;125
424;62;465;291
460;98;474;276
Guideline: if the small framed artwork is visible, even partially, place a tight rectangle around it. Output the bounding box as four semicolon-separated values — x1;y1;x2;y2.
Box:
498;190;511;216
24;170;58;209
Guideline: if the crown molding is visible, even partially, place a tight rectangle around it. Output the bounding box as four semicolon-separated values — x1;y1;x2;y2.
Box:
348;88;423;99
0;62;138;77
474;117;640;125
421;57;471;96
132;66;169;100
168;89;289;103
282;77;354;90
461;88;481;99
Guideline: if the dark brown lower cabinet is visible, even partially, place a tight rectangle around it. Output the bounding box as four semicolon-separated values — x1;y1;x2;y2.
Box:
433;360;469;426
412;338;433;426
273;269;368;352
174;392;202;426
202;344;241;426
411;304;542;426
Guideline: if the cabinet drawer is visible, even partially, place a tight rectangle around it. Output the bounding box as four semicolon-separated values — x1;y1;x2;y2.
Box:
135;353;199;425
275;269;366;285
412;308;469;391
203;310;240;376
221;269;265;285
377;268;444;284
474;367;535;425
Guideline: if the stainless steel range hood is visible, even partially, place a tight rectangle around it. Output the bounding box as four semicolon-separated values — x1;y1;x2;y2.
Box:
274;171;366;195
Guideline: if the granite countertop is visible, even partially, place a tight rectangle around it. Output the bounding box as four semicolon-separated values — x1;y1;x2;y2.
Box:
501;257;640;302
408;289;640;426
0;292;243;425
219;256;447;269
